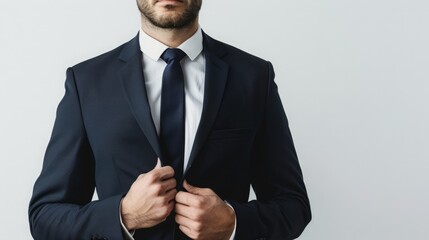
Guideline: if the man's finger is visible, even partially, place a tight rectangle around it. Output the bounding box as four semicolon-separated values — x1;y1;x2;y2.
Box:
165;188;177;202
183;180;213;195
154;166;175;181
175;191;201;207
175;203;197;219
175;213;195;229
161;178;177;192
178;224;195;239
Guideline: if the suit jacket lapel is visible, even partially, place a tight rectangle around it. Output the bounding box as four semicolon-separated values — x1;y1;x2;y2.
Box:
116;32;228;173
184;33;229;175
118;34;164;161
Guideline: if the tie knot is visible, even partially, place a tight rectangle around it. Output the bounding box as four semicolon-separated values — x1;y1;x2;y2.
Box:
161;48;187;64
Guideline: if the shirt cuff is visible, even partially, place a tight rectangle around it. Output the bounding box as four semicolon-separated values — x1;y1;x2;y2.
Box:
225;201;237;240
119;199;135;240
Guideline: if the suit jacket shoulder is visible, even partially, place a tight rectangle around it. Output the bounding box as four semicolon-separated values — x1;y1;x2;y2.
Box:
202;33;269;65
70;34;139;80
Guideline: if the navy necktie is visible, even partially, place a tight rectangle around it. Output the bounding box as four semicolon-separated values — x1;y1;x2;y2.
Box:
160;48;186;183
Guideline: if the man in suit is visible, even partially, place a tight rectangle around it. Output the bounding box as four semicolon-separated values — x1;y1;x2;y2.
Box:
29;0;311;239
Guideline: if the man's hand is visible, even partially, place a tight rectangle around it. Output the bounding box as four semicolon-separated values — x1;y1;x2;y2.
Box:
121;159;177;230
175;181;235;240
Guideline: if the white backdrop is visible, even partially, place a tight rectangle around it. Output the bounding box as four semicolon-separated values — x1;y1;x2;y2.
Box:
1;0;428;239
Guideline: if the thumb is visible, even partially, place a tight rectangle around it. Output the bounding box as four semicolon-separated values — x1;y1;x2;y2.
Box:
183;180;213;196
154;158;162;169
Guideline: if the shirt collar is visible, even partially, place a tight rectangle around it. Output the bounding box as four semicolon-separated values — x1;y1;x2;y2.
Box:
139;27;203;62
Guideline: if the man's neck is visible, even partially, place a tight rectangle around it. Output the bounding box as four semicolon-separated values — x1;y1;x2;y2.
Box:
140;17;199;48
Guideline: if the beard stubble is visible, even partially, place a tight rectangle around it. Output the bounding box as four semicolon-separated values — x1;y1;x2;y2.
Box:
137;0;202;29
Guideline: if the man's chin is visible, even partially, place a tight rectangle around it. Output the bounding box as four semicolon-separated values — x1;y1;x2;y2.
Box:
149;13;193;29
151;21;189;29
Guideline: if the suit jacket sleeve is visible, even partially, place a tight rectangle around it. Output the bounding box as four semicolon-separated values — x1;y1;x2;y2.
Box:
28;68;124;240
227;62;312;239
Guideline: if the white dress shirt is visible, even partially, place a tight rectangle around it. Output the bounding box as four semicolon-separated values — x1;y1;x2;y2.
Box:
120;27;236;239
140;27;205;168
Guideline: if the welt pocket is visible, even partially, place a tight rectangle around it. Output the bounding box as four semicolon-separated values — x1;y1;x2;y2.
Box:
209;128;251;140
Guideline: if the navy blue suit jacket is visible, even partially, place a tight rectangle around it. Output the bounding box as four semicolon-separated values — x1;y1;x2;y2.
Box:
29;32;311;240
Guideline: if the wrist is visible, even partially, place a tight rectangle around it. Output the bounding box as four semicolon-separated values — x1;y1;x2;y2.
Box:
120;197;137;231
225;202;236;234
